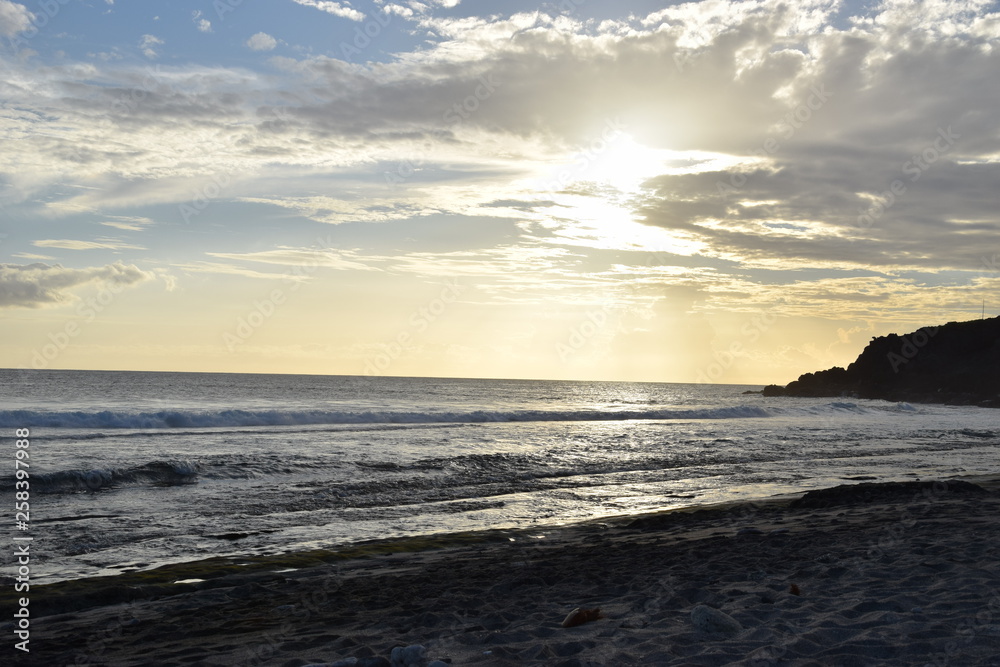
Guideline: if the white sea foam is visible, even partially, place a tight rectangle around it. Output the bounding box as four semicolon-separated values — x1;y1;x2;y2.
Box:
0;404;784;428
0;401;918;430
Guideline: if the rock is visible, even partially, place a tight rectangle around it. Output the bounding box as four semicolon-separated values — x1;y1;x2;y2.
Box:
561;607;603;628
427;662;449;667
390;644;427;667
690;604;742;636
330;660;359;667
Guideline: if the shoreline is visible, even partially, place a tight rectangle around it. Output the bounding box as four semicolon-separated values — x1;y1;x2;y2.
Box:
16;474;1000;606
9;478;1000;665
21;471;1000;591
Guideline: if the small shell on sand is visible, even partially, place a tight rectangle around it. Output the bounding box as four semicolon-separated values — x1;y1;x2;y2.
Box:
561;607;603;628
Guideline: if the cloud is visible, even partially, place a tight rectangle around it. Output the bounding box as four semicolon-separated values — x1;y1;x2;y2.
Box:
100;215;156;231
0;262;155;308
193;10;212;33
0;0;32;38
33;239;147;251
206;247;380;272
382;4;414;18
376;0;458;19
88;49;123;61
1;0;998;318
246;32;277;51
291;0;365;22
173;261;306;282
139;34;163;59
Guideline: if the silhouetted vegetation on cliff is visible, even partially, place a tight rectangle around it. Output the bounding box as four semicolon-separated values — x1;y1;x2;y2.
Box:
763;317;1000;407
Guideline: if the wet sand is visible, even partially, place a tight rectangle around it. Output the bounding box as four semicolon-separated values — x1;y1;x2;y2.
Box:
9;479;1000;666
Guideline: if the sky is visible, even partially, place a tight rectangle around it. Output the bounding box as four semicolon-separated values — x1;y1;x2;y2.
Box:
1;0;998;383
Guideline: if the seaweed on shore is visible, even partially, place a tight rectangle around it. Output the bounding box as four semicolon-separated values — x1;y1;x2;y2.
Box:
0;529;519;618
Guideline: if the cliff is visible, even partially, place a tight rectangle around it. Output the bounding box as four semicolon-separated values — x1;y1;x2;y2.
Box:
763;317;1000;407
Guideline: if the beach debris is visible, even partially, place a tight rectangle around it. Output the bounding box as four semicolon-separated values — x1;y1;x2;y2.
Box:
390;644;427;667
789;583;801;596
561;607;603;628
690;604;742;636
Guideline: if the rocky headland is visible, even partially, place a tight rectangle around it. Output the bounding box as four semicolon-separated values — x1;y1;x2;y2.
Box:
763;316;1000;407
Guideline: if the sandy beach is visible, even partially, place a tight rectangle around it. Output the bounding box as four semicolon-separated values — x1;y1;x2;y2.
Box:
9;479;1000;666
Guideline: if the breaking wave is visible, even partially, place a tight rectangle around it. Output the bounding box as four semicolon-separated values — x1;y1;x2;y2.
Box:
0;405;780;429
6;460;199;493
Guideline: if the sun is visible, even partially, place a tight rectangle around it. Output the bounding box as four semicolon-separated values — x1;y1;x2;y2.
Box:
579;133;674;193
517;133;711;255
529;131;731;197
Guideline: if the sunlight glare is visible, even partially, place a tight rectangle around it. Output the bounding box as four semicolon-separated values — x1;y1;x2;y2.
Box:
539;194;704;255
581;134;674;192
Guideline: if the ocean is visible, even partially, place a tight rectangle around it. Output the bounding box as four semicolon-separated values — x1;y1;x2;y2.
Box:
2;369;998;585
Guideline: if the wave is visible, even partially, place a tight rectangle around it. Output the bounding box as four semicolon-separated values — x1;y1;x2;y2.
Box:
0;405;779;429
30;422;469;442
5;460;199;494
800;400;922;416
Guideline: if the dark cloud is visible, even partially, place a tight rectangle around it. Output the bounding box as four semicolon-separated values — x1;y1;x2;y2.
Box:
0;262;154;308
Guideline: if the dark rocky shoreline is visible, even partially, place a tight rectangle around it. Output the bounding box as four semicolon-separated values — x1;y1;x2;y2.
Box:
764;316;1000;407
